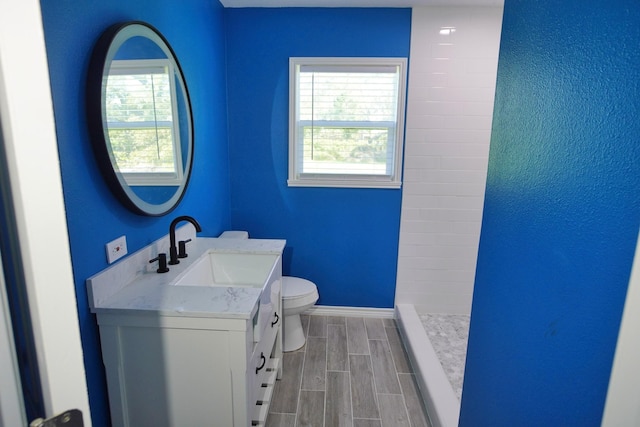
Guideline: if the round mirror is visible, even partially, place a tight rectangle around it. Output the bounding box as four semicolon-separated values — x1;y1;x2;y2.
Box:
87;22;193;216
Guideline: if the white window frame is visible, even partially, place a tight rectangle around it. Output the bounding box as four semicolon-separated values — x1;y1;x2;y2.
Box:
288;57;407;189
107;59;184;186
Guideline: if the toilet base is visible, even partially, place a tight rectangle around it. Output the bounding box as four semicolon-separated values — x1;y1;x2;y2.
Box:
283;313;306;352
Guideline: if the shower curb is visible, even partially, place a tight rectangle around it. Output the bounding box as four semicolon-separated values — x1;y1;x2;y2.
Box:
395;303;460;427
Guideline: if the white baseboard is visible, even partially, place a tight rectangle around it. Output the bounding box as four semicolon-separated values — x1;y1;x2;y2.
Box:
304;305;395;319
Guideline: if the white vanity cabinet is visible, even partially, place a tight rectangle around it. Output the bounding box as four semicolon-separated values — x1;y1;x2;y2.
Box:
87;237;285;427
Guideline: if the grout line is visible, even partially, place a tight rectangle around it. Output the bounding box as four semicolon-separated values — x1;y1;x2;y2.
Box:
391;339;414;426
388;329;417;427
346;316;360;427
367;335;382;419
324;317;328;427
348;347;354;427
292;315;311;425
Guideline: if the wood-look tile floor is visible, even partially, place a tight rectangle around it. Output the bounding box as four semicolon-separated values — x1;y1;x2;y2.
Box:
266;315;432;427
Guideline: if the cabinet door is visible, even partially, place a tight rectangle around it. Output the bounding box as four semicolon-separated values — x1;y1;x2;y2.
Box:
102;325;234;427
254;257;283;342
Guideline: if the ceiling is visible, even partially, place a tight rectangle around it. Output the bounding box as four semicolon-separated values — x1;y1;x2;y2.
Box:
220;0;504;7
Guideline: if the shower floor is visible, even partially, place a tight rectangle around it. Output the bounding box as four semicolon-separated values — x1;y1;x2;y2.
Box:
418;313;470;401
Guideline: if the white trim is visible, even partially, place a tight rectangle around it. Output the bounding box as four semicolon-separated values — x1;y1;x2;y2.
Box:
0;250;27;427
304;304;395;318
221;0;505;7
602;229;640;426
395;304;459;427
0;0;91;422
288;57;407;189
287;179;402;189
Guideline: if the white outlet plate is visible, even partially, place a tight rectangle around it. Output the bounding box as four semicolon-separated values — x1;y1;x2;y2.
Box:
106;235;128;264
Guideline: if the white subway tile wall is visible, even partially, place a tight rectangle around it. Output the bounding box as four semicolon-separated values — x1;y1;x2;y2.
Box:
395;7;503;314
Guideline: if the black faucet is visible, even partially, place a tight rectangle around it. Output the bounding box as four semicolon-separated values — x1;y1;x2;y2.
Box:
149;253;170;273
169;215;202;265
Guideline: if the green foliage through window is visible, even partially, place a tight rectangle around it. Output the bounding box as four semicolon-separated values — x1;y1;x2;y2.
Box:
289;58;407;188
106;59;182;183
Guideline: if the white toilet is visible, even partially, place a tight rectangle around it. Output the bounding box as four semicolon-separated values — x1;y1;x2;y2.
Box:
281;276;319;352
219;231;319;352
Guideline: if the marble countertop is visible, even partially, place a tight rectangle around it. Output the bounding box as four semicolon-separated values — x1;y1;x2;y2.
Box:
86;236;286;320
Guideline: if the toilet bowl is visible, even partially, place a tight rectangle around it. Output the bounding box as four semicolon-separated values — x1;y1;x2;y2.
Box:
219;231;319;352
282;276;319;352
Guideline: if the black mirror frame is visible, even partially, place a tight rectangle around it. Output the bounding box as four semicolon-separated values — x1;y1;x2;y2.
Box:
86;21;194;216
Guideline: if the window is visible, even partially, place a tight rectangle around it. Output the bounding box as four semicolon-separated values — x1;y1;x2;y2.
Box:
288;57;407;188
106;59;184;186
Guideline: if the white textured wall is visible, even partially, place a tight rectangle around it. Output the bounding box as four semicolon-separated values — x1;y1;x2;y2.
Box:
395;7;503;314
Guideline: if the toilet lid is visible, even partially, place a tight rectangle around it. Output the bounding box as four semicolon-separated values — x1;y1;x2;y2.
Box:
282;277;317;299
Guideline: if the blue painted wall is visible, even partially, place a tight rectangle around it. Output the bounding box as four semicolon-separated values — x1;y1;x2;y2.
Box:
460;1;640;425
40;1;230;425
225;8;411;308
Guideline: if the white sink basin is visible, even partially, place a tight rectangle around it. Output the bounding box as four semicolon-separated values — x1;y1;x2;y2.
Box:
171;250;282;343
172;251;279;288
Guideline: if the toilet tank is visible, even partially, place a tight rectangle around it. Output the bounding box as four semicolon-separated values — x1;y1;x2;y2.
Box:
219;230;249;239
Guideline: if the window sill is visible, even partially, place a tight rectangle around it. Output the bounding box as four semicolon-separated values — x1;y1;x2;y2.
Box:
287;178;402;189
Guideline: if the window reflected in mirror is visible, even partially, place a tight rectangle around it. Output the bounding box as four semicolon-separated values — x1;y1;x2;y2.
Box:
106;59;184;186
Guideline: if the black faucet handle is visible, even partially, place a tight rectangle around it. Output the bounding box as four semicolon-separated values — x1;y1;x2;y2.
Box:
149;253;170;273
178;238;193;259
